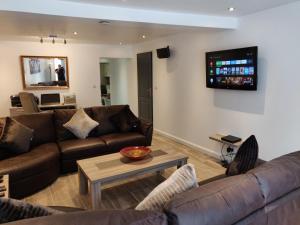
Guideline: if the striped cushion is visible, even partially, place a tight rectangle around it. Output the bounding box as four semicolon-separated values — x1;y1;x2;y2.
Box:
0;198;63;223
226;135;259;176
135;164;198;211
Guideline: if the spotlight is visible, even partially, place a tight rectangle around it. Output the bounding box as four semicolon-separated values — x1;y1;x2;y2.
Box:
52;38;55;44
64;39;67;44
40;37;43;44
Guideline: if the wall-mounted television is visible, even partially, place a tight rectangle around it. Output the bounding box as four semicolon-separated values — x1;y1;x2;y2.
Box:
206;46;258;90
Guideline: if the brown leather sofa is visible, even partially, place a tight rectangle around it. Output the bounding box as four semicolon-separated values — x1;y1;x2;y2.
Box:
5;151;300;225
0;105;153;199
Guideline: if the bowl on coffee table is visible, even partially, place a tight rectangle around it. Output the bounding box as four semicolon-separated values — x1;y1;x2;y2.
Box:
120;146;151;160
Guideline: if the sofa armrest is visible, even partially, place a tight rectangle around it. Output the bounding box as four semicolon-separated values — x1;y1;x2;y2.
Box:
139;120;153;146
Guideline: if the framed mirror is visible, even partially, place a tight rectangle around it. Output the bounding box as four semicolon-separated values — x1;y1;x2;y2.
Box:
20;56;69;90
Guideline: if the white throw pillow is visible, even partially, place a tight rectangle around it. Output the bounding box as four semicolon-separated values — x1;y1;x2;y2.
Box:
135;163;198;211
63;109;99;139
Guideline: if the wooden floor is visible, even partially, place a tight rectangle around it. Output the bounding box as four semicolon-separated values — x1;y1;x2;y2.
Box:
25;132;225;210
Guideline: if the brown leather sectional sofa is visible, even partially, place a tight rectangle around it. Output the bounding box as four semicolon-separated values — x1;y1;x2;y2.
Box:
0;105;153;199
5;151;300;225
5;152;300;225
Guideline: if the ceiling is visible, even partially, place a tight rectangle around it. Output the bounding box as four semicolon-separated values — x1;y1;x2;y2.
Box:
0;11;204;44
0;0;298;44
62;0;299;16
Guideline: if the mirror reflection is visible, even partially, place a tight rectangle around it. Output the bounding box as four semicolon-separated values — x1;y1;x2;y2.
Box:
21;56;69;89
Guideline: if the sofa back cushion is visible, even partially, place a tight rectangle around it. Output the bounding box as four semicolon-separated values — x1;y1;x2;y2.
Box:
165;174;264;225
6;210;167;225
91;105;127;136
247;151;300;204
54;108;93;141
13;112;55;147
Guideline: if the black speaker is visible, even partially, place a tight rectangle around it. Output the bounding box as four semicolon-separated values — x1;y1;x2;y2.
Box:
156;46;170;59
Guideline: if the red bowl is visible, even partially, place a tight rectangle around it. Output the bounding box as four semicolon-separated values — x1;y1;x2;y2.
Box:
120;146;152;160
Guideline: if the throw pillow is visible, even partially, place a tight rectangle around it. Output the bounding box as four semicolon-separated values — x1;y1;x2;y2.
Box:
135;164;198;211
0;198;63;223
0;118;10;160
110;106;140;132
63;108;99;139
226;135;259;176
0;117;33;154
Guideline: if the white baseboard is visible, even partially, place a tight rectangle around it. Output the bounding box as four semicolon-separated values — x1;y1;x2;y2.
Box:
154;129;220;159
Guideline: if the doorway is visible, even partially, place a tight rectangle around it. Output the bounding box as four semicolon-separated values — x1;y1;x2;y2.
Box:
137;52;153;123
100;58;133;106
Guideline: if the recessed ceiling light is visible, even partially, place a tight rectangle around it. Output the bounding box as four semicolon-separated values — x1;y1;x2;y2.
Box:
142;35;146;39
228;7;235;12
119;42;123;45
73;31;78;35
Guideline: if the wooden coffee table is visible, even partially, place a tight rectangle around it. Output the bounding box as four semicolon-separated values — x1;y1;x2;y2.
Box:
77;148;188;209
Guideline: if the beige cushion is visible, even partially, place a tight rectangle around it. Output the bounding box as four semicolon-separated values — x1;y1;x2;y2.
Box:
63;109;99;139
135;164;198;211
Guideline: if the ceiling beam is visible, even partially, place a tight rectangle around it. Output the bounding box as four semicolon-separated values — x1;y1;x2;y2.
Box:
0;0;239;29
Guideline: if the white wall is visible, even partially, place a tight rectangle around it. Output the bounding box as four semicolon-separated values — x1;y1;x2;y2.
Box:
108;58;129;105
133;2;300;160
0;41;133;116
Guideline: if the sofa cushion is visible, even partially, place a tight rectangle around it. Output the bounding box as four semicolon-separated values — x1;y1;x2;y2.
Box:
13;112;56;147
226;135;259;176
91;105;127;136
58;138;108;160
0;198;63;224
248;151;300;205
165;174;264;225
54;108;93;141
0;143;60;182
110;106;140;133
136;164;198;211
0;118;10;160
0;117;33;154
101;132;146;152
63;109;99;139
5;210;167;225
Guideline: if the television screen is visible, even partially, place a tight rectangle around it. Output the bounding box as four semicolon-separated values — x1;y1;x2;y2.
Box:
206;46;258;90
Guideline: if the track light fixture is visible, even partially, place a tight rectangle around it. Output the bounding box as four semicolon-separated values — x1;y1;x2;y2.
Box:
39;35;68;44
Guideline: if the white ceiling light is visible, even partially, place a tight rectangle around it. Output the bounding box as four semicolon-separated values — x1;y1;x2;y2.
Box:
228;7;235;12
142;35;146;39
73;31;78;35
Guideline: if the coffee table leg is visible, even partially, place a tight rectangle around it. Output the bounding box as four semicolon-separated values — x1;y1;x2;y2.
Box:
90;181;102;209
177;158;188;169
78;169;88;195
